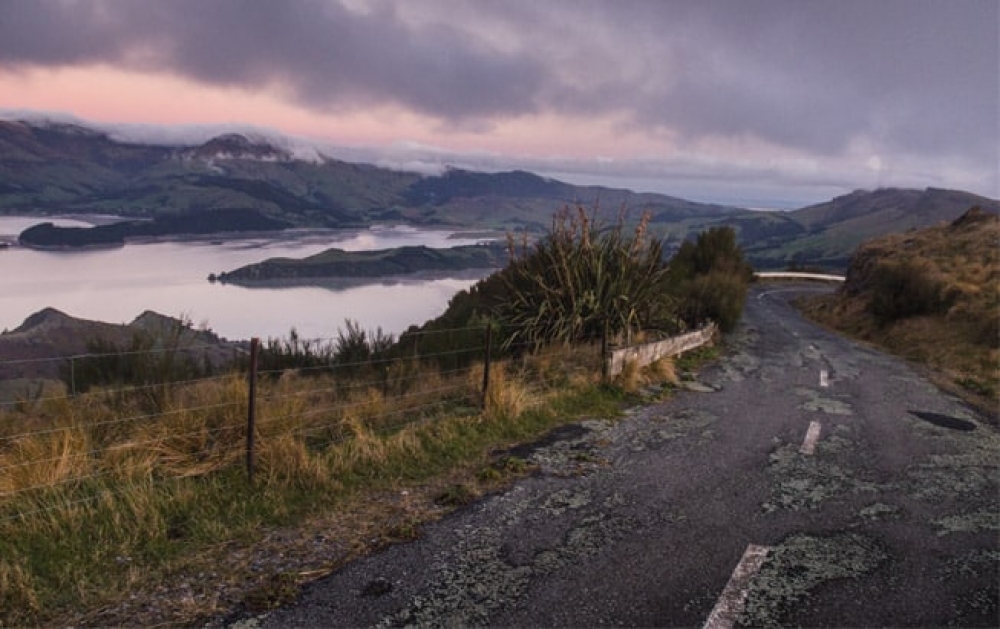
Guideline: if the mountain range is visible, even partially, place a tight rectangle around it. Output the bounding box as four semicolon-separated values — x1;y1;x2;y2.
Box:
1;119;996;269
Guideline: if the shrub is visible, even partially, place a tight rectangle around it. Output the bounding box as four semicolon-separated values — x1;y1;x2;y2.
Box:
668;226;753;332
500;205;677;349
869;260;950;326
62;319;213;410
679;271;749;333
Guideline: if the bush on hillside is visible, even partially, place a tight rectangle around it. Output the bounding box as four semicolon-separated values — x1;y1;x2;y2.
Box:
869;260;951;326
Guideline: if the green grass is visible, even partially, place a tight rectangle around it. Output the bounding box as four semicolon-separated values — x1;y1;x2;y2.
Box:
0;346;690;627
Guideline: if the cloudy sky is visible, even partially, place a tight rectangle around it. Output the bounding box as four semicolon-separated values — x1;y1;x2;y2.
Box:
1;0;997;207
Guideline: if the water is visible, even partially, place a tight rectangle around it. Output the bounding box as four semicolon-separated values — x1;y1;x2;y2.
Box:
0;217;496;341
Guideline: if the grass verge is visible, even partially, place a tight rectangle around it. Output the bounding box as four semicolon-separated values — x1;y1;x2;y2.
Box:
0;344;693;626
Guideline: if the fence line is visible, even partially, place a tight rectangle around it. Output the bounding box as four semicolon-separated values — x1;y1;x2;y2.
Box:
0;321;712;519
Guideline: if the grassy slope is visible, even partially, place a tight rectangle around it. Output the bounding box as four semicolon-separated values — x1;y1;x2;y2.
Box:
0;339;715;627
743;189;1000;270
798;207;999;418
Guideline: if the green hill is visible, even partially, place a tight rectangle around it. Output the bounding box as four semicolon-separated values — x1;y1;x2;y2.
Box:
2;119;997;270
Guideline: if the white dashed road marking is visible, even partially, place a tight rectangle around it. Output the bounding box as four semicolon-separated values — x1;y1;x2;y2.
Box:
819;369;829;387
800;420;822;455
703;544;771;629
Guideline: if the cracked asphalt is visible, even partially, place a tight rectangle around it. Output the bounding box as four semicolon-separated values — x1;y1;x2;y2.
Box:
230;284;999;628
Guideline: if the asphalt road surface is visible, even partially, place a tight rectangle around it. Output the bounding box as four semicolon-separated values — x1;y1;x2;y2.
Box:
233;284;998;628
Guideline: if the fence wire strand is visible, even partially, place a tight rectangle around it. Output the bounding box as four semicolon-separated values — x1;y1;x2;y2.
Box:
0;320;649;523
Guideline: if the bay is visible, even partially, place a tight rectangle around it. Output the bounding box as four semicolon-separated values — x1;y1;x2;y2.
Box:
0;217;495;342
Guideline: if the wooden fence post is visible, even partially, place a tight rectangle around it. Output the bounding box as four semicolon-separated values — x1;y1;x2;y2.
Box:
601;319;609;383
481;323;492;410
246;337;259;485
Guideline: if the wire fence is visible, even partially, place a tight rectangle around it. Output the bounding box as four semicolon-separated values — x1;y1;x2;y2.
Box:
0;323;568;521
0;320;712;523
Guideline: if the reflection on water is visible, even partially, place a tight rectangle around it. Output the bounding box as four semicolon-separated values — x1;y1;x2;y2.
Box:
0;217;496;341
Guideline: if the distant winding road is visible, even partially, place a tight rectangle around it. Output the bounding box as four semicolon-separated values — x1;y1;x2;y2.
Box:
232;284;998;627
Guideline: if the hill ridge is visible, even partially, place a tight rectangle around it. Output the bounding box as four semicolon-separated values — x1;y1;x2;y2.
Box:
1;119;997;269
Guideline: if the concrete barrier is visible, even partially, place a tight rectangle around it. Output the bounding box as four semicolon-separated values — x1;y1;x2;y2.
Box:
606;324;717;377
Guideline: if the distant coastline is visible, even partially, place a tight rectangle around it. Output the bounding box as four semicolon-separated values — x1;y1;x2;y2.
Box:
212;242;507;285
17;208;293;249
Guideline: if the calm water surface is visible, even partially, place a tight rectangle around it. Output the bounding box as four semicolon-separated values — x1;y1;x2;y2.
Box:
0;217;494;341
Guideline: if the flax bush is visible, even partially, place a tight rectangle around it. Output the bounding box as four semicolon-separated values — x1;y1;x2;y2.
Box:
500;205;677;350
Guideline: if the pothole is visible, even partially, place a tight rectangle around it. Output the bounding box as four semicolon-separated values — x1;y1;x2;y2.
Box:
909;411;976;432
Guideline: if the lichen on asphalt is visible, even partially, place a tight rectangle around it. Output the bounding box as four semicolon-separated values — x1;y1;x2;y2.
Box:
897;420;1000;501
933;509;1000;536
374;495;638;628
857;502;900;522
934;549;1000;622
795;387;854;415
737;533;888;628
761;437;877;513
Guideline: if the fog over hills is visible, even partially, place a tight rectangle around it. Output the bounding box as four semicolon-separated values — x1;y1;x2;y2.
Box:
1;119;996;270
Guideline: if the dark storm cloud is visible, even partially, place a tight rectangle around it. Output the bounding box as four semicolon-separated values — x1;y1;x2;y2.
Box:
1;0;996;169
0;0;547;119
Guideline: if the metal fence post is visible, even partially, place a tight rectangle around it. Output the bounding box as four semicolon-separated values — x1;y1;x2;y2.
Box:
246;337;259;485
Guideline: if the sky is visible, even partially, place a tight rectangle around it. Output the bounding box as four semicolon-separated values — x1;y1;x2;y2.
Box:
0;0;997;208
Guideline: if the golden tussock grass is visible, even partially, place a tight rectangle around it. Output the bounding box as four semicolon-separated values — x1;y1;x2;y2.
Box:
615;356;679;394
0;427;90;496
0;340;691;627
649;357;679;384
473;362;531;422
799;208;999;416
619;360;642;393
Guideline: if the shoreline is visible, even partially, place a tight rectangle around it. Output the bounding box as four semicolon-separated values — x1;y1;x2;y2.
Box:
211;266;498;290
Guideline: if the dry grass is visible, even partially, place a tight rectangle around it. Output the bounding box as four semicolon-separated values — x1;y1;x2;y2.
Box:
798;208;999;419
0;341;671;627
616;356;679;394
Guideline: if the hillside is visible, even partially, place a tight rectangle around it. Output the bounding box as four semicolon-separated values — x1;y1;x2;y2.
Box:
798;207;999;416
0;120;739;233
2;119;997;270
0;308;241;383
214;241;507;284
746;188;1000;269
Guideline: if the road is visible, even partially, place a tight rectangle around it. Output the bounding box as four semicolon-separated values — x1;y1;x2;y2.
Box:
236;285;998;628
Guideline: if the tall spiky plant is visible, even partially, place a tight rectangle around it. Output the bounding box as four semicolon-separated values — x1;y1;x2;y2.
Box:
500;205;677;350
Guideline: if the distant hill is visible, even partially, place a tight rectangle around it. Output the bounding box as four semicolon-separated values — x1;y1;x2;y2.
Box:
0;119;736;233
1;119;996;269
0;120;417;227
214;242;508;284
18;208;291;248
0;308;242;384
745;188;1000;269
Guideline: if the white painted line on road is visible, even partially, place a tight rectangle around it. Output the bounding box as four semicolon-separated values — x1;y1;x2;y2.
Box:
819;369;829;387
703;544;771;629
800;420;822;455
